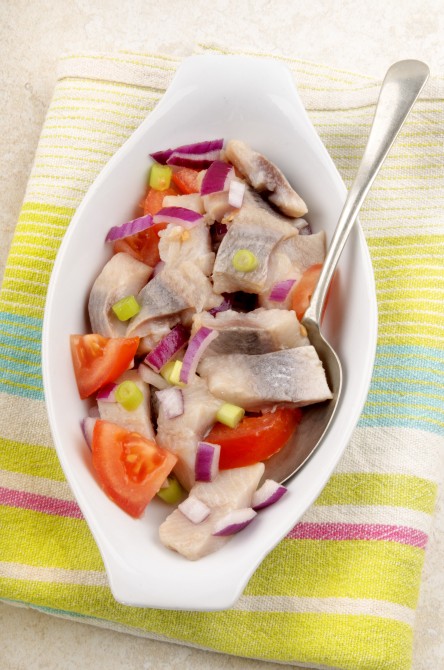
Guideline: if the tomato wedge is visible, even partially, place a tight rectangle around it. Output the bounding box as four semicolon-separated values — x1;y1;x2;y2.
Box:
113;221;168;266
70;334;139;399
171;168;200;194
206;408;303;469
291;263;323;321
143;186;178;216
92;421;177;517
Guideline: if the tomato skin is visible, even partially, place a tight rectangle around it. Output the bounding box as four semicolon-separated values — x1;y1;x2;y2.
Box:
143;186;178;216
92;421;177;518
291;264;323;321
70;334;139;399
113;222;168;267
171;168;200;194
206;408;303;469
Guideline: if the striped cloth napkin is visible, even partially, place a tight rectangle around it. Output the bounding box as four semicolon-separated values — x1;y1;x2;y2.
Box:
1;44;443;670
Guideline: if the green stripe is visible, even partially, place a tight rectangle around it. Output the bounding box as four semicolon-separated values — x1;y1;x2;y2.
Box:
246;539;423;607
0;577;413;669
0;508;102;570
0;438;65;481
316;473;437;513
20;202;75;217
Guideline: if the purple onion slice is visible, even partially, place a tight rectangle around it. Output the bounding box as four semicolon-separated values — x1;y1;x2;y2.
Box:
105;214;154;242
212;508;257;536
269;279;296;303
156;387;184;419
179;327;218;384
153;206;204;229
179;496;211;524
200;160;234;196
144;324;189;373
252;480;287;510
195;441;221;482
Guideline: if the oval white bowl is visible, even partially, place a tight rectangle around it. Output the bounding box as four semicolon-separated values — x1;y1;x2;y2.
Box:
42;55;377;611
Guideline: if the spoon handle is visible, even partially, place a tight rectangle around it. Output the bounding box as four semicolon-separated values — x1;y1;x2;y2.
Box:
304;59;430;326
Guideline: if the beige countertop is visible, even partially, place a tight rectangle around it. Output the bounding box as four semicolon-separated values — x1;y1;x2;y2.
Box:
1;1;443;668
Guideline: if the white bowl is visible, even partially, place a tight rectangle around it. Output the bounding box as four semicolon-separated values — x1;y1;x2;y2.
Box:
42;55;377;611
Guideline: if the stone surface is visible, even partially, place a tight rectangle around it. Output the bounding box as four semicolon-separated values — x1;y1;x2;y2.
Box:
0;1;443;669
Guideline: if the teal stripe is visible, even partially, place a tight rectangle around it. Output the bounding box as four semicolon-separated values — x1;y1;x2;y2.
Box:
0;311;43;330
0;329;42;353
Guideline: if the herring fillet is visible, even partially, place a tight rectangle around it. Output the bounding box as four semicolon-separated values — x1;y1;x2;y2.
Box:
158;222;215;276
97;370;155;440
88;252;152;337
198;347;333;409
159;463;264;560
156;378;223;491
225;139;308;217
191;308;309;355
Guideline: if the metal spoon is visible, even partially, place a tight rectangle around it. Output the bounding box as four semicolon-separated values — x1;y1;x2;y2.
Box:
264;59;430;484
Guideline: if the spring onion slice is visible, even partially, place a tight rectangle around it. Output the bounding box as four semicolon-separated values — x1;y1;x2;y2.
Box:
195;441;220;482
269;279;296;303
200;160;234;195
149;163;172;190
105;214;154;242
216;403;245;428
153;206;204;229
144;324;188;372
157;477;184;504
115;380;143;411
232;249;258;272
179;327;219;384
112;295;141;321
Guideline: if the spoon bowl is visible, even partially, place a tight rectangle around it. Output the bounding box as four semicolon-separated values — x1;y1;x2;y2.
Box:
264;59;430;485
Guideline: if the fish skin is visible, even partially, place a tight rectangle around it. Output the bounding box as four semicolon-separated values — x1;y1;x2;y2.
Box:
97;370;155;440
159;463;264;560
191;308;309;356
88;252;152;337
126;261;222;339
198;346;333;410
212;214;297;295
225;139;308;217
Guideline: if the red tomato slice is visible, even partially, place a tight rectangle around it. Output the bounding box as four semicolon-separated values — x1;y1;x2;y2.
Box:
291;263;323;321
113;222;168;267
70;334;139;399
143;186;178;215
171;168;200;194
92;421;177;518
206;408;303;469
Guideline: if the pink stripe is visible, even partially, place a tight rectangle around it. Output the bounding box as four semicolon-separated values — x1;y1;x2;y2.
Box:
287;522;428;549
0;487;83;519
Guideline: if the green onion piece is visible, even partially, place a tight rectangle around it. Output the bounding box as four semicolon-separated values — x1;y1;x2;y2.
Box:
160;360;186;387
157;477;184;504
149;164;172;191
115;380;143;411
216;402;245;428
232;249;258;272
111;295;141;321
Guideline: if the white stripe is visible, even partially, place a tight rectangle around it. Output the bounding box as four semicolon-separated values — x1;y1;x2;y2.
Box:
336;426;444;481
0;393;53;446
14;231;64;242
302;504;432;535
6;253;54;265
0;561;107;587
379;332;444;342
232;595;415;626
0;470;74;502
378;297;444;306
4;263;51;276
378;308;443;318
5;277;50;290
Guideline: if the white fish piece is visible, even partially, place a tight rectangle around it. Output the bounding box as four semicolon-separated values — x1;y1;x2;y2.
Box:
212;214;297;295
225;139;308;217
88;252;152;337
162;193;205;214
260;232;326;310
202;191;236;223
126;261;222;339
158;223;215;276
159;463;264;560
191;308;309;356
198;346;332;410
156;377;223;491
97;370;155;440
